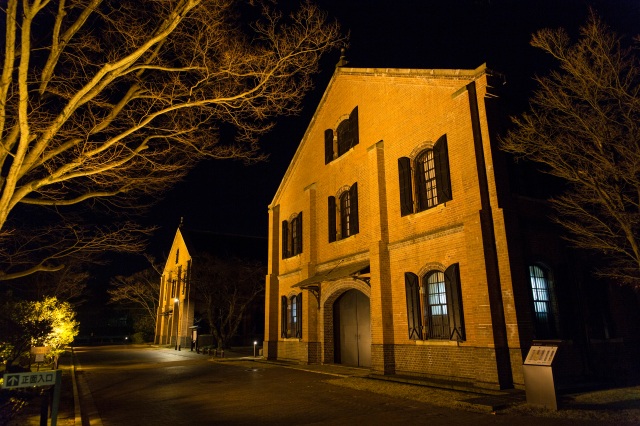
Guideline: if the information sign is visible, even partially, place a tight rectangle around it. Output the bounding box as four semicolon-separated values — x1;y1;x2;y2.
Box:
524;345;558;366
2;370;58;389
31;346;50;363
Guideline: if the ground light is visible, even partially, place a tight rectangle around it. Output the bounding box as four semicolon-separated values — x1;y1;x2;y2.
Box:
254;341;257;357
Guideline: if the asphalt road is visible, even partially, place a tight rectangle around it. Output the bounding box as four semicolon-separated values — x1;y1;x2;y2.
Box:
73;346;604;426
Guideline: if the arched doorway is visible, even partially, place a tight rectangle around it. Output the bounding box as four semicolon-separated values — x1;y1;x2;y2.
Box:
333;289;371;367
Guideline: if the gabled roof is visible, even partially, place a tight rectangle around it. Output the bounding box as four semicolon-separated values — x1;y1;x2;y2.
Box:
269;64;488;208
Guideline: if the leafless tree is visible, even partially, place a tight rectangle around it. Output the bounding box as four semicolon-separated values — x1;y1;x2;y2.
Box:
500;12;640;287
108;260;162;336
0;0;343;280
192;253;265;348
2;258;89;304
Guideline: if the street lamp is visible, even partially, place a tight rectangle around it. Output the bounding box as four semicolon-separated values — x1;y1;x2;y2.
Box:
174;298;180;351
253;341;257;358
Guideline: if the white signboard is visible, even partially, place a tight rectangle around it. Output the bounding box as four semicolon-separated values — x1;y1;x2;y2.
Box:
30;346;50;355
2;370;58;389
524;345;558;366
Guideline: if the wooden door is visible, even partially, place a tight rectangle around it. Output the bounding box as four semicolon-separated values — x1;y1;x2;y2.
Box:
335;289;371;367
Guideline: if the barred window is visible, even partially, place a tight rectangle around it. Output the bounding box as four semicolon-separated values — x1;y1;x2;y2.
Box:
529;264;557;339
328;183;359;242
398;134;452;216
426;271;449;339
417;149;438;209
404;263;465;341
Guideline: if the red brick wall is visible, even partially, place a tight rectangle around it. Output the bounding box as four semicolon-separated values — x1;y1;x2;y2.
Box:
265;66;529;387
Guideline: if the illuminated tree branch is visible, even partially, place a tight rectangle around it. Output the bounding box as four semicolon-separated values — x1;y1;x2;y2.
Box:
0;0;343;280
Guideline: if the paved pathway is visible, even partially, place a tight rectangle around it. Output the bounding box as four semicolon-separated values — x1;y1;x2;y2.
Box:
8;345;638;425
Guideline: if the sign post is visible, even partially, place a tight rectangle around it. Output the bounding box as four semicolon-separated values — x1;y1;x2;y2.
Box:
523;341;561;410
2;370;62;425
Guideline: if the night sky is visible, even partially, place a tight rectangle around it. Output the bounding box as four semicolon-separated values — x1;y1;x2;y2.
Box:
128;0;640;269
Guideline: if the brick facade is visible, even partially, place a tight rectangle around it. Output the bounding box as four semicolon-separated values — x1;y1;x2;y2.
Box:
263;64;640;389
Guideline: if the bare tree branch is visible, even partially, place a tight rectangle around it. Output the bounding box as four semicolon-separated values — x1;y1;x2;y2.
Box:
191;253;265;348
108;266;161;330
0;0;344;279
500;11;640;287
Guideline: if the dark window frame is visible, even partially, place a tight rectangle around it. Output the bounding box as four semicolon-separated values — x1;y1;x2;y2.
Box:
397;134;452;215
328;183;359;242
404;263;465;341
425;270;449;339
339;190;351;238
404;272;423;340
291;213;302;256
282;213;303;259
281;293;303;338
324;106;359;163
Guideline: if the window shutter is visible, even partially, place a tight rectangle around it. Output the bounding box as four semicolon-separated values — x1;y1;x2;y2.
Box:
296;293;303;338
296;212;303;255
350;183;359;235
281;220;289;259
444;263;465;341
434;134;452;203
349;106;359;148
324;129;334;164
328;196;337;242
280;295;288;338
398;157;414;216
404;272;423;340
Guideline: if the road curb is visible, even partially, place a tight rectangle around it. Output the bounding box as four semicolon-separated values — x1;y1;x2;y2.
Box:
70;348;82;426
70;349;103;426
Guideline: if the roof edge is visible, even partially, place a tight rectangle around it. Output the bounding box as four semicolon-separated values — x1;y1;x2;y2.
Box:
268;63;488;209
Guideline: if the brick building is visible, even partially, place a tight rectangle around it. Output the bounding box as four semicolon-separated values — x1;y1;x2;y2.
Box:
264;63;640;389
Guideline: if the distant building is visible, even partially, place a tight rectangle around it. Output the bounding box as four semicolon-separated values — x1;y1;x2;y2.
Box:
264;63;640;389
155;223;266;349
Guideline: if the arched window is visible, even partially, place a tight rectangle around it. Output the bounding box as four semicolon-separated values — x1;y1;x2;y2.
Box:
328;183;359;242
340;191;351;238
397;134;452;216
291;215;302;255
404;263;465;341
281;294;303;338
281;213;303;259
337;119;351;156
416;149;438;209
324;106;359;163
425;271;449;339
529;264;557;339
